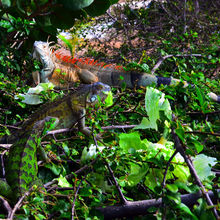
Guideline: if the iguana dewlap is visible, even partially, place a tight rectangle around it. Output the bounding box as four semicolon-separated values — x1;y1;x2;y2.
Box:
0;82;110;144
0;116;59;202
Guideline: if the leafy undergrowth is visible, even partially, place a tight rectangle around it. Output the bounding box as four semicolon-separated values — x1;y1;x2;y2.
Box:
0;1;220;220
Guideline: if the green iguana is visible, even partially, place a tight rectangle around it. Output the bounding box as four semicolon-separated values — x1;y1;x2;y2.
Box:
0;82;111;144
32;41;220;103
0;116;59;203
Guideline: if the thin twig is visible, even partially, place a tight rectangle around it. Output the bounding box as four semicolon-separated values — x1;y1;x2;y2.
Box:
185;131;220;137
161;149;178;189
44;158;98;188
93;135;129;205
0;123;22;130
71;179;83;220
46;124;136;136
183;0;187;33
151;54;202;74
187;110;220;115
9;190;32;219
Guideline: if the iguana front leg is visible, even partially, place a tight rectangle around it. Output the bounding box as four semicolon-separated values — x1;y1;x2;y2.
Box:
77;109;102;140
77;109;92;137
32;71;41;85
41;65;55;83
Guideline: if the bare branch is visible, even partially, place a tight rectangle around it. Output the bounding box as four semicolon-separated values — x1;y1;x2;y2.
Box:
151;54;202;74
97;190;219;219
0;196;12;218
185;131;220;137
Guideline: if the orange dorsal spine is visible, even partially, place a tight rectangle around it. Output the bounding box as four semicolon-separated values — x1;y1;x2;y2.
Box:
53;48;123;71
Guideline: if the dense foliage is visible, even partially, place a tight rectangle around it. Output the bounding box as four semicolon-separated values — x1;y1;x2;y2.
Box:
0;0;219;219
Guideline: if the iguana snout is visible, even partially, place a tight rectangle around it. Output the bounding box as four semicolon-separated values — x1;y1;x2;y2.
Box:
87;82;111;104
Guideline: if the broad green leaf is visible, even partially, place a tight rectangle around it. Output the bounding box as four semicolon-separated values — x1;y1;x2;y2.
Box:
135;88;172;131
45;162;62;176
134;117;152;130
192;140;204;153
167;194;181;205
159;99;172;120
177;203;198;220
2;0;11;7
127;163;149;186
166;184;178;193
85;0;111;16
80;144;98;163
175;122;185;142
119;132;148;153
90;173;113;193
14;83;55;105
195;85;207;112
174;182;192;193
59;0;94;11
57;175;72;187
193;154;217;181
62;143;70;156
104;91;113;107
145;169;163;192
145;88;161;130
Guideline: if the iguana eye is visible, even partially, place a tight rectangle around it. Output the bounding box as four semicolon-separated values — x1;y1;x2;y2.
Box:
90;96;97;102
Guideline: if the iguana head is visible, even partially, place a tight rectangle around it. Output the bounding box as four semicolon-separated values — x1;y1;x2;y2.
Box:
86;82;111;105
33;41;54;69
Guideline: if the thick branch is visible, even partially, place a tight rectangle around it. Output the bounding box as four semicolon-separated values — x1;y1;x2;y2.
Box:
97;190;219;220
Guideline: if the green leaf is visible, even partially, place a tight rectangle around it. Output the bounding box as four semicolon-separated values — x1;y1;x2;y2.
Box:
195;85;207;112
177;203;198;220
90;173;113;193
119;132;148;153
104;91;113;107
2;0;11;7
135;87;172;131
193;154;217;181
80;144;98;163
192;140;204;153
85;0;111;16
59;0;94;11
62;143;70;156
167;194;181;204
57;175;72;187
44;162;62;176
57;34;73;56
127;163;149;186
166;184;178;193
145;170;163;192
134;117;152;130
145;88;161;130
